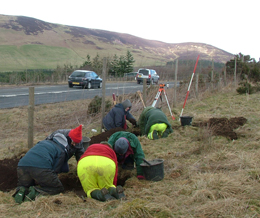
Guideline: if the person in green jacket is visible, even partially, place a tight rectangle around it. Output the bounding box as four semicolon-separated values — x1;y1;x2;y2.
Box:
108;131;145;180
138;106;173;140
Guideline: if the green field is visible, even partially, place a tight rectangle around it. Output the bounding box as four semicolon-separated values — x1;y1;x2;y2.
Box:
0;45;85;71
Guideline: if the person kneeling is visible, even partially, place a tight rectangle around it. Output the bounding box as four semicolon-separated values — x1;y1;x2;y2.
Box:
77;142;126;202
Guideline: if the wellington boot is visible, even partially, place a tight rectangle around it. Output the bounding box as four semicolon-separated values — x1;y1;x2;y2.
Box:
91;188;116;202
108;187;119;199
116;185;126;200
101;188;116;201
24;186;40;202
108;186;126;199
161;130;168;138
148;130;159;140
14;186;26;204
150;130;159;140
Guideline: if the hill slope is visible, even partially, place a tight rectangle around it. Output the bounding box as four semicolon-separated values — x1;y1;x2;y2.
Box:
0;15;234;71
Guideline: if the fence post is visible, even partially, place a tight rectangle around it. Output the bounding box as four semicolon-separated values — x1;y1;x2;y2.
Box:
174;59;178;107
211;59;214;90
101;58;107;133
28;86;34;149
234;57;237;87
143;79;147;107
224;65;227;86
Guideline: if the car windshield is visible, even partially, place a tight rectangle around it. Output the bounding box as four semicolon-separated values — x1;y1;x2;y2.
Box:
85;72;91;77
92;72;98;77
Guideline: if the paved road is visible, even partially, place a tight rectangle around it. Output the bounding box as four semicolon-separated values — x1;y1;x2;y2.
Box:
0;82;177;109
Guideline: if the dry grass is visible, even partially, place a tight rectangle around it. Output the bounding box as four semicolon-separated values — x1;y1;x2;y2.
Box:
1;83;260;217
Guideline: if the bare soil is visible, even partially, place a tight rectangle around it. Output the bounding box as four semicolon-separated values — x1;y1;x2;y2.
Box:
0;117;246;196
192;116;247;140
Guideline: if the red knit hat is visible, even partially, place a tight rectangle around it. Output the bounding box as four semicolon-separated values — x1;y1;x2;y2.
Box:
68;125;82;143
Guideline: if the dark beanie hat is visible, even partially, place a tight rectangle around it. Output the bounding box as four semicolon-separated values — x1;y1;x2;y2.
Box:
114;137;129;155
122;99;132;109
68;125;82;143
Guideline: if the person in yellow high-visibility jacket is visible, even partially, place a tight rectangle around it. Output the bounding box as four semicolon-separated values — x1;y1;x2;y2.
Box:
77;142;125;202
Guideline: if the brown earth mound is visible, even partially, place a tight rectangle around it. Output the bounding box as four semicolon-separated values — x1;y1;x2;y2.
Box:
192;117;247;140
0;117;247;195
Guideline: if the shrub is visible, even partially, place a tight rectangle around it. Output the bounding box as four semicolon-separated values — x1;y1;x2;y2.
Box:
236;81;254;94
87;96;112;115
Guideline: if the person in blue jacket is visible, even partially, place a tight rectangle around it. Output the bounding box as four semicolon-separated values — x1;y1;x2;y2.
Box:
45;124;84;162
13;133;69;204
102;99;137;131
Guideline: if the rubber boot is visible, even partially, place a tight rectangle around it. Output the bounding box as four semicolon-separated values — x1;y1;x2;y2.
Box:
108;187;119;199
162;129;169;138
14;186;27;204
24;186;40;202
91;188;115;202
148;130;159;140
116;185;126;200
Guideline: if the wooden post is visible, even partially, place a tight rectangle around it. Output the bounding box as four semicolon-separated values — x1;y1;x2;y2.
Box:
28;87;34;149
234;57;237;87
101;58;107;133
224;65;227;86
211;59;214;89
218;76;222;89
174;59;178;107
143;79;147;107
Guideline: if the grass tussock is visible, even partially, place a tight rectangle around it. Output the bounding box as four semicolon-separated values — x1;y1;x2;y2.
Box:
1;83;260;217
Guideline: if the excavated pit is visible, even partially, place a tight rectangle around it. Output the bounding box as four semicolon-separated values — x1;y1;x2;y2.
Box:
0;117;247;197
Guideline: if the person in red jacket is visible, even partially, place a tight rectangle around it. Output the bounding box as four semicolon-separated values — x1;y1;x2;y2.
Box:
77;142;125;202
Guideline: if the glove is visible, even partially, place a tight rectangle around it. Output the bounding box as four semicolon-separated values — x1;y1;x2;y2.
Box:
137;175;145;180
129;118;137;127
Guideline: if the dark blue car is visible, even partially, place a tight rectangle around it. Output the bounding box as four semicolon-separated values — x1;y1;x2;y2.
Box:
68;70;102;89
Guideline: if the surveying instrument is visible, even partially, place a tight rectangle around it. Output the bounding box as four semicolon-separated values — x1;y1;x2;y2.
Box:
152;83;175;121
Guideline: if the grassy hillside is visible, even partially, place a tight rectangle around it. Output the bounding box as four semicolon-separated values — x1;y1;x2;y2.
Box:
0;83;260;217
0;15;234;72
0;45;85;70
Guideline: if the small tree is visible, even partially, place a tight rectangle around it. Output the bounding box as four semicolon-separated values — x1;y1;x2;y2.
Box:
80;54;92;68
92;54;103;75
108;50;135;77
125;50;135;73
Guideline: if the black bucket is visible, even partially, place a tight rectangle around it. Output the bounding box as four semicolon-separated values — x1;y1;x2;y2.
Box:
82;136;91;150
180;116;193;126
140;159;164;181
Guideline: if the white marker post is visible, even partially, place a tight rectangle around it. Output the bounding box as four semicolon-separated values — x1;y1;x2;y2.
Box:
179;55;200;121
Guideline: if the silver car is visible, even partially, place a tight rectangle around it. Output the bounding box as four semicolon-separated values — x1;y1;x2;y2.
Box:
136;68;159;85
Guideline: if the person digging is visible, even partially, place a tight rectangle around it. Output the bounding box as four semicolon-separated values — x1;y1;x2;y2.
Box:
77;142;126;202
45;124;85;162
138;106;173;140
107;131;145;180
102;99;137;131
13;133;70;203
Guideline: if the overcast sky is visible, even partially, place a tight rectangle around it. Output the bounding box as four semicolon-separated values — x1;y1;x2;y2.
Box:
1;0;259;60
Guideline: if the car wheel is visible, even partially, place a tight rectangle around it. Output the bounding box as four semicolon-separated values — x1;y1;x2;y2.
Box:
137;80;140;84
87;82;91;89
69;83;73;88
99;82;102;88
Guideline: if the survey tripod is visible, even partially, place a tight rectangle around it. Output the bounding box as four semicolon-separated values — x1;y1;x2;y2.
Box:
152;84;175;121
